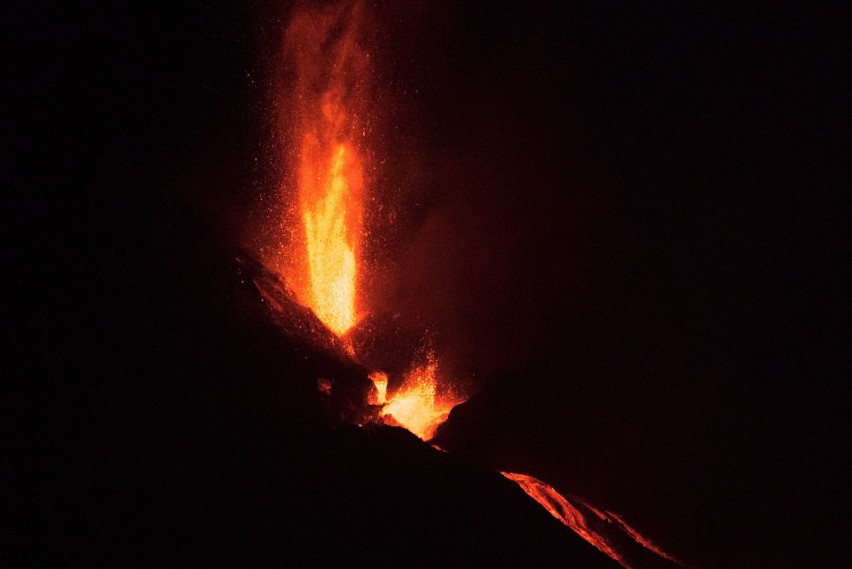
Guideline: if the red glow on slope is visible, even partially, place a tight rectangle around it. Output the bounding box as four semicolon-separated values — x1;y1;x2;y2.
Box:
502;472;689;569
606;511;687;566
502;472;628;566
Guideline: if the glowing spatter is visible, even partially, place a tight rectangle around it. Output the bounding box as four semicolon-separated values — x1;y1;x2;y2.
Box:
374;355;461;441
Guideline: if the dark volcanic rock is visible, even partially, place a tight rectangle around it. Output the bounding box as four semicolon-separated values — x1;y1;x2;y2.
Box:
13;193;618;567
235;249;378;427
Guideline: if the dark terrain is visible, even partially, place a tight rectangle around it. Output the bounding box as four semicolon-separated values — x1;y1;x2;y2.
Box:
9;2;849;567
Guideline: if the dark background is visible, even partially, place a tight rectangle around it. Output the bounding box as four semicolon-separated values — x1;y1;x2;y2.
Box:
9;1;849;567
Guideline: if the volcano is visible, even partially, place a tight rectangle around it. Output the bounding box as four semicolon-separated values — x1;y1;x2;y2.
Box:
11;1;848;568
258;4;688;565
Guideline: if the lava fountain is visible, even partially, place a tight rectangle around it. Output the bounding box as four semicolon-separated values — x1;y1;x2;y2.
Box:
283;0;368;336
279;0;461;441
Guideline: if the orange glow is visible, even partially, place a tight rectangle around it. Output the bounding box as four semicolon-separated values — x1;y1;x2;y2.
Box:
283;0;368;336
605;511;687;566
375;355;461;441
501;472;688;569
302;144;361;335
502;472;628;566
368;371;388;405
282;2;465;439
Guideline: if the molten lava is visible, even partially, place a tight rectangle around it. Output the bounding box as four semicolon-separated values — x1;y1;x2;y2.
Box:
377;356;460;441
503;472;626;564
367;371;388;405
284;0;368;336
502;472;688;569
301;143;361;335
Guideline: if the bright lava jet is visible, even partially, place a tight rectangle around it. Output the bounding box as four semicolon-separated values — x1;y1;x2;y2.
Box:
279;0;461;441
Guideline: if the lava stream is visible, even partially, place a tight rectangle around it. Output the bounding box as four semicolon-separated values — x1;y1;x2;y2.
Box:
502;472;688;569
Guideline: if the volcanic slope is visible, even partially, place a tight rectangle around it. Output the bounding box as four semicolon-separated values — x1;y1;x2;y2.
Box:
14;193;620;568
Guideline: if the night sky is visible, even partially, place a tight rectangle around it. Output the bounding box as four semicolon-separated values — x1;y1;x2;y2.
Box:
10;2;849;567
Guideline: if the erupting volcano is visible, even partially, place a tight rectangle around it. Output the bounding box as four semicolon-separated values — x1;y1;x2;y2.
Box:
19;0;843;566
270;1;686;567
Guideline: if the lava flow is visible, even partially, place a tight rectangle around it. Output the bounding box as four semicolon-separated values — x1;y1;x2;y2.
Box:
502;472;688;569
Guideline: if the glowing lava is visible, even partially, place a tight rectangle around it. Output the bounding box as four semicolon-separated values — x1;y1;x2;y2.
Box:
284;0;368;336
502;472;688;569
367;371;388;405
301;143;361;335
503;472;626;564
280;0;464;441
282;1;463;441
376;356;460;441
